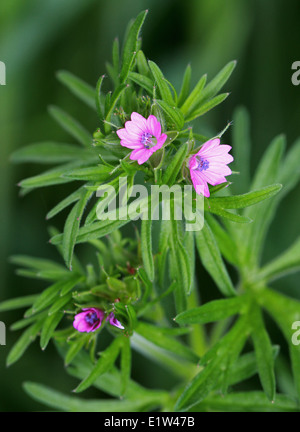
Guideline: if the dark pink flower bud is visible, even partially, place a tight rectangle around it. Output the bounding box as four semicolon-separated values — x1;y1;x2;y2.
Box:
73;308;104;333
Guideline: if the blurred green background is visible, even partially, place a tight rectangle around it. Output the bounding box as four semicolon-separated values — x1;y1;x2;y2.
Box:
1;0;300;411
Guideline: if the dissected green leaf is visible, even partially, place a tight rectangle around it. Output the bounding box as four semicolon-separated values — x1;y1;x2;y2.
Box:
177;64;192;108
198;60;236;104
192;392;299;413
7;319;44;367
155;99;184;130
209;184;282;209
56;70;95;109
0;295;38;312
75;337;122;393
135;322;198;364
11;142;96;164
175;315;249;411
148;61;174;106
120;10;148;83
162;142;189;186
62;165;112;182
185;93;229;121
180;74;206;116
251;304;276;401
40;311;64;350
231;107;251;193
62;189;93;269
128;71;153;94
175;296;247;325
49;106;92;147
141;217;154;281
195;220;236;297
254;237;300;282
23;381;165;412
120;337;131;396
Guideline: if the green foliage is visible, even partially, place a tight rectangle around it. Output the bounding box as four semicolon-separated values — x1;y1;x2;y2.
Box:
5;10;300;412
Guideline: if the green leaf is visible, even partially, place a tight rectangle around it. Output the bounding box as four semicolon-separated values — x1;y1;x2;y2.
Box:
104;84;128;133
148;61;174;106
259;288;300;402
226;346;280;388
75;337;122;393
136;50;150;76
65;337;87;366
162;142;189;186
155;99;184;130
231;107;251;193
195;220;236;297
168;207;192;310
177;64;192;108
11;142;96;164
51;219;131;246
40;311;64;350
175;296;246;325
27;276;81;316
209;184;282;209
18;162;84;189
46;186;84;220
62;190;93;269
49;106;92;147
23;381;165;412
236;135;286;267
205;214;238;266
192;392;299;413
207;205;252;224
128;71;153;94
62;165;112;182
251;135;285;191
48;293;72;315
95;74;105;123
185;93;229;121
120;337;131;396
135;322;198;364
254;237;300;282
175;315;249;411
9;255;67;273
120;10;148;83
141;217;154;281
64;348;167;401
198;60;236;104
112;37;120;73
56;70;95;109
0;295;38;312
250;304;276;401
180;74;206;116
7;319;44;366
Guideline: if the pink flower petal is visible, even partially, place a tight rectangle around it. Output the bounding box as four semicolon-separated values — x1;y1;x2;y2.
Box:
198;138;220;155
117;112;166;165
189;137;234;197
131;112;147;129
147;115;161;137
125;121;143;137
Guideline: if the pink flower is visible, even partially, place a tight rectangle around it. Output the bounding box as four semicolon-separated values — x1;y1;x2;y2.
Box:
189;138;233;197
107;312;124;330
73;308;104;333
116;112;167;165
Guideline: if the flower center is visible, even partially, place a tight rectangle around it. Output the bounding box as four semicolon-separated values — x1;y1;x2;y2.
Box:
141;132;154;149
196;157;209;172
85;312;99;325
